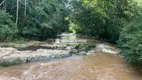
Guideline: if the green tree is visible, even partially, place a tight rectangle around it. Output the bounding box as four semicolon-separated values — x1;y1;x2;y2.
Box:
0;10;17;42
5;0;69;40
69;0;133;43
118;15;142;69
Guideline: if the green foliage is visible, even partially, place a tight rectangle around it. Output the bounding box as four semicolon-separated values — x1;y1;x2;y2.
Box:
5;0;69;40
118;15;142;68
69;0;134;43
105;18;126;42
74;44;95;51
10;37;27;44
69;22;82;33
0;11;17;42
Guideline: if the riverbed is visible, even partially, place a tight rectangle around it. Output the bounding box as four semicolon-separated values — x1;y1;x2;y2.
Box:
0;33;141;80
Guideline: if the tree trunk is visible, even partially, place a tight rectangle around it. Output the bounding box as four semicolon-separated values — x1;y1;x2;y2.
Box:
16;0;19;27
24;0;26;18
0;0;5;10
4;0;6;11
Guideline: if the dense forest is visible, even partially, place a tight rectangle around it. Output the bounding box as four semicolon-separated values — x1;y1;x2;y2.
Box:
0;0;142;69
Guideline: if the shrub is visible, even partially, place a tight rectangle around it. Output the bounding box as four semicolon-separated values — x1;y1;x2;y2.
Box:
0;11;17;42
69;22;82;33
118;15;142;69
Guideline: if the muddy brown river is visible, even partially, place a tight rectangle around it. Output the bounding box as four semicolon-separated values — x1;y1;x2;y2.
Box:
0;33;142;80
0;53;142;80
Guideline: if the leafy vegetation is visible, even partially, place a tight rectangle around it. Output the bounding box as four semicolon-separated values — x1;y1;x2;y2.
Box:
118;15;142;69
1;0;69;40
74;44;95;51
0;10;17;42
69;0;131;43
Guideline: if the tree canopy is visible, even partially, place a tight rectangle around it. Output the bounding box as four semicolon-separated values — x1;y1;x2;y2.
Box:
0;0;69;40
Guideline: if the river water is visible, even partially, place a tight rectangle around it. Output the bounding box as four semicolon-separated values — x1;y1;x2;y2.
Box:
0;33;142;80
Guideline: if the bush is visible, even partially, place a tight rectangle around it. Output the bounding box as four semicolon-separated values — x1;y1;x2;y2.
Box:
118;15;142;69
105;18;125;43
0;11;17;42
69;22;82;33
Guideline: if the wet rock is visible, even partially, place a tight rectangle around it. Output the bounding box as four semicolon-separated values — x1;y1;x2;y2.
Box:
65;46;72;50
69;49;78;54
77;51;87;55
0;48;71;67
0;58;3;62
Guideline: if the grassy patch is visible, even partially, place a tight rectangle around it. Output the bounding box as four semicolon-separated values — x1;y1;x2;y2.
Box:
10;38;28;44
74;44;96;51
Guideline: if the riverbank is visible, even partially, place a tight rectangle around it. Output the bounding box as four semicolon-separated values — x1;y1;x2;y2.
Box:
0;37;96;67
